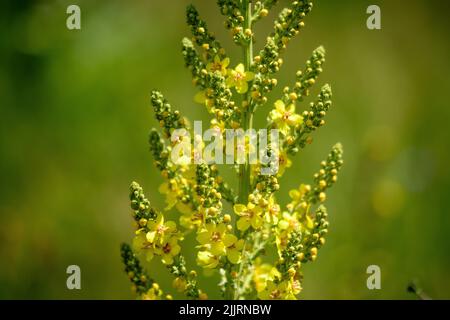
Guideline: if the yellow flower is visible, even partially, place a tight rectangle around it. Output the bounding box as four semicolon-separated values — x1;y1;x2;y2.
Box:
234;202;264;231
253;262;281;293
194;89;214;111
154;235;181;265
196;222;227;256
288;184;310;202
142;287;162;300
145;214;177;246
278;211;300;232
264;197;281;224
226;63;254;94
207;55;230;76
269;100;303;135
276;150;292;177
132;232;155;262
257;280;296;300
223;234;244;264
287;184;311;213
196;250;220;268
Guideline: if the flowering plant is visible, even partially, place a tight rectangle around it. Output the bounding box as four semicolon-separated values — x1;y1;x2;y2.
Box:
121;0;343;300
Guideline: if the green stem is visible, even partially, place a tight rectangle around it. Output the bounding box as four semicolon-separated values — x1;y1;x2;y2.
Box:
226;0;254;301
238;0;253;205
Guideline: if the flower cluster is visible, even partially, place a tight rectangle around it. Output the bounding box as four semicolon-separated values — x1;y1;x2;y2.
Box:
121;0;343;300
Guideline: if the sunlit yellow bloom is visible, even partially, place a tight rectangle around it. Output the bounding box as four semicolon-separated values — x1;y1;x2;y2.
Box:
276;150;292;177
287;184;311;213
132;232;155;262
269;100;303;135
226;63;254;94
196;222;227;256
196;250;220;268
146;213;177;246
234;202;264;231
142;286;163;300
223;234;244;264
194;90;214;111
288;184;311;202
253;262;281;293
154;236;181;265
207;55;230;76
278;211;300;232
264;197;281;224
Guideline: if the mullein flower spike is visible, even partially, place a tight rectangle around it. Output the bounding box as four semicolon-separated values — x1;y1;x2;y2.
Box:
121;0;343;300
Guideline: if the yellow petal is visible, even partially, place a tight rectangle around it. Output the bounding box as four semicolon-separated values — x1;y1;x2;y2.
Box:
234;204;247;215
251;216;263;229
274;100;285;112
286;103;296;113
196;231;211;244
288;114;303;126
235;239;245;250
237;218;250;231
235;63;245;73
237;81;248;94
210;242;226;256
171;244;181;256
270;109;282;121
223;233;238;247
278;220;289;230
222;57;230;68
165;221;177;232
227;250;241;264
162;254;174;265
146;231;157;243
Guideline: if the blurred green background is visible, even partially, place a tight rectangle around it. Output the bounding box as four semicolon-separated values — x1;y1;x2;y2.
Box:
1;0;450;299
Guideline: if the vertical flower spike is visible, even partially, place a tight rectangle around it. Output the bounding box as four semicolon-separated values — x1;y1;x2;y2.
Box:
285;45;326;104
254;0;313;71
182;37;237;126
299;205;329;263
130;181;157;223
252;1;280;23
150;91;187;138
122;0;343;301
182;37;208;89
250;2;314;109
268;0;313;51
309;143;344;205
120;243;156;296
286;84;333;155
148;129;172;175
217;0;246;44
186;5;226;63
